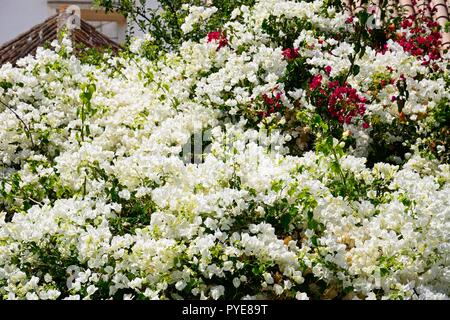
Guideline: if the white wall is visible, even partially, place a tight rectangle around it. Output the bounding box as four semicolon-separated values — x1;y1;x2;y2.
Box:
0;0;161;46
128;0;159;38
0;0;55;45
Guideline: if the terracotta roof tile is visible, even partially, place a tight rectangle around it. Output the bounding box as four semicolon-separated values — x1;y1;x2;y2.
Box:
343;0;449;49
1;2;448;66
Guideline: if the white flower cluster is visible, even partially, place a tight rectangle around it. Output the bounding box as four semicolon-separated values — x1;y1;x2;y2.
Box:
181;5;218;34
0;0;448;300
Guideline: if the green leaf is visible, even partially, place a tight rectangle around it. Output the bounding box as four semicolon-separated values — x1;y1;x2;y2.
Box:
311;235;318;246
312;114;322;126
358;46;366;59
351;64;360;76
281;214;291;231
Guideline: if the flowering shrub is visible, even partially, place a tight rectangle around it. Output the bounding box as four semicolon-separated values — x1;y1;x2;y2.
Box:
0;1;449;300
395;15;442;63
